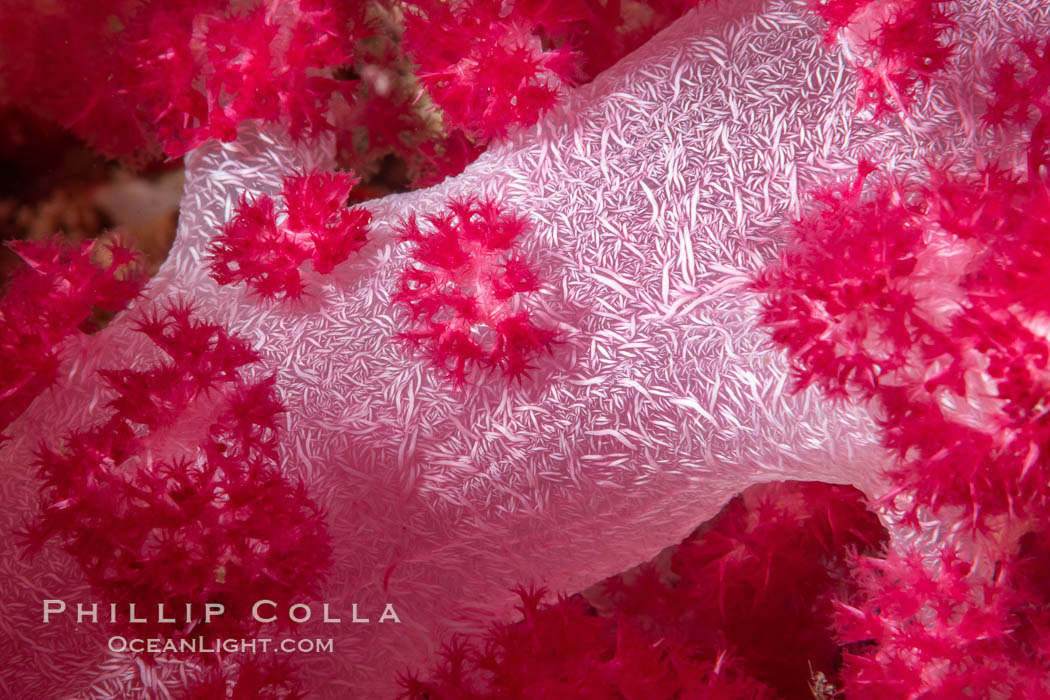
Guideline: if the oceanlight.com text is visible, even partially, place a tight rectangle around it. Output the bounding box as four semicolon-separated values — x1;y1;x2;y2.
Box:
108;636;335;654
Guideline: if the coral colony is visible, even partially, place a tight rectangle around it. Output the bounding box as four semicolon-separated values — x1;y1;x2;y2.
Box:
2;0;1050;698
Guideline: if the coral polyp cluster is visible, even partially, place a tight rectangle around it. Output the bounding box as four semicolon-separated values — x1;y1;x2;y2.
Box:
752;13;1050;697
812;0;956;116
21;304;331;642
756;144;1050;530
208;169;372;299
6;0;1050;697
403;481;887;699
0;237;144;440
394;197;558;385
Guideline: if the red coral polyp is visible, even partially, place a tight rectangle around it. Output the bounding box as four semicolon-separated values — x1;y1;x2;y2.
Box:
757;153;1050;529
810;0;956;118
403;482;885;699
0;237;144;439
394;197;557;386
984;38;1050;179
754;163;932;400
283;170;373;274
0;0;363;162
208;169;371;299
833;544;1050;698
21;303;331;643
402;0;576;141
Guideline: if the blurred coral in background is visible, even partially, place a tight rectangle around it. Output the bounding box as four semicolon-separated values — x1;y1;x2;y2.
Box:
403;481;887;699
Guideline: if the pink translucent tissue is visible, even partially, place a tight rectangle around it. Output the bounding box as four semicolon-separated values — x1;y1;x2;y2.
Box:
2;0;1046;696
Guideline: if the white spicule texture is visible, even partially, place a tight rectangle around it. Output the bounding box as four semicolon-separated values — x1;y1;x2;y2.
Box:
2;0;1047;697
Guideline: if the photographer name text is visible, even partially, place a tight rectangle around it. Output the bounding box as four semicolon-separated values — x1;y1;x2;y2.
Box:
42;600;400;625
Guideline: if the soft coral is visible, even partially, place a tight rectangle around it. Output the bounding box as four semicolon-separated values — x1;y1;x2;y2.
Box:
400;0;704;143
21;302;332;643
208;168;372;299
401;0;577;142
0;237;143;440
393;197;558;386
756;157;1050;529
834;545;1050;698
984;38;1050;179
403;482;885;698
0;0;362;162
810;0;956;118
